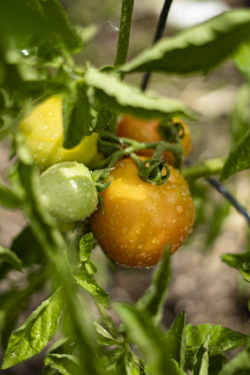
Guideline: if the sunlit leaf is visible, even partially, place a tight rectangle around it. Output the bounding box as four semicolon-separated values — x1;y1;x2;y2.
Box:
73;270;110;308
220;129;250;181
234;40;250;80
44;353;80;375
218;338;250;375
114;303;187;375
164;312;186;369
192;335;210;375
186;324;247;357
121;10;250;75
222;251;250;282
1;287;65;369
230;84;250;142
85;69;195;120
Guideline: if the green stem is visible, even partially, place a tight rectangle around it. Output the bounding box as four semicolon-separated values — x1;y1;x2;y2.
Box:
94;139;183;170
182;159;224;180
114;0;135;69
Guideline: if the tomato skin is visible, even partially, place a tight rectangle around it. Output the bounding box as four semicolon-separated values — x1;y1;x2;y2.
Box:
40;161;98;223
116;115;192;163
19;96;99;171
90;157;195;267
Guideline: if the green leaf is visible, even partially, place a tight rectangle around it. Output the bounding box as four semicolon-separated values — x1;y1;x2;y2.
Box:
137;247;171;323
0;183;20;208
73;270;110;309
92;321;123;346
79;233;94;264
192;335;210;375
221;251;250;282
85;260;97;275
126;362;140;375
0;0;81;57
0;267;49;349
114;303;187;375
220;129;250;181
230;84;250;142
115;351;140;375
0;246;23;271
63;82;96;149
85;69;194;120
46;337;72;355
234;40;250;80
164;312;186;369
38;0;82;54
218;338;250;375
186;324;247;357
121;10;250;75
94;108;113;133
1;287;65;370
44;353;80;375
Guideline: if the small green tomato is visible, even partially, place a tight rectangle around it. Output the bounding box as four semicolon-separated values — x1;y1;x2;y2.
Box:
39;161;98;222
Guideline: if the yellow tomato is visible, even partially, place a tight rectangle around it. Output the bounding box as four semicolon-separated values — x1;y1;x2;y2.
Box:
90;157;195;268
19;96;99;170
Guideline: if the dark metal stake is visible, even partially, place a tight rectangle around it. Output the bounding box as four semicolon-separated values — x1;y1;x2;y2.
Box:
141;0;173;92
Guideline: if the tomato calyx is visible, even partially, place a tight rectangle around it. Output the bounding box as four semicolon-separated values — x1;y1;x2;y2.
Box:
158;118;185;143
131;153;170;185
91;168;114;214
94;130;184;171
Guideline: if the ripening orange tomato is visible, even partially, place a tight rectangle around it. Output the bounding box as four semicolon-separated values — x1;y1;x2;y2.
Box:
90;157;195;267
116;115;191;164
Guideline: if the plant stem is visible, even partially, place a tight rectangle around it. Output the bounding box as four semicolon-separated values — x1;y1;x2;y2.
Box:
114;0;135;69
182;159;224;180
94;138;182;170
183;159;250;226
141;0;174;91
207;177;250;226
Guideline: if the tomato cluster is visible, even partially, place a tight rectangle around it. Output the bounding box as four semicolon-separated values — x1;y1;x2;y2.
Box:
20;97;195;267
90;116;194;267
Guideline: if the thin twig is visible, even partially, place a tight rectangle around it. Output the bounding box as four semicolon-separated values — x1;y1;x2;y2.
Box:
141;0;173;91
184;159;250;226
207;177;250;226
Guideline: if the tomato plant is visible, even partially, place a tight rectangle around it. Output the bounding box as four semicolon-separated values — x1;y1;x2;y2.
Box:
91;157;194;267
0;1;250;375
116;115;192;163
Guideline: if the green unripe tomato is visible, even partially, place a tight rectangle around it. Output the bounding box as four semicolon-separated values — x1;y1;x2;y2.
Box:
39;162;98;222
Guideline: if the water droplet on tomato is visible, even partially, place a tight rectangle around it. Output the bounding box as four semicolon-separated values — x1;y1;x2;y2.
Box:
175;205;183;214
